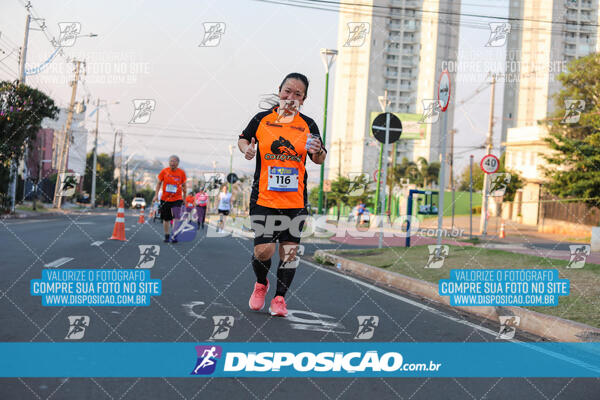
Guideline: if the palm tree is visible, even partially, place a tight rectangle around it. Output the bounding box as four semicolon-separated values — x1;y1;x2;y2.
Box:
416;157;440;188
392;157;420;187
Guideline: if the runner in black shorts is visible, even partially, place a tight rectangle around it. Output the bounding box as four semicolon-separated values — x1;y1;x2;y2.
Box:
152;155;187;243
238;72;327;317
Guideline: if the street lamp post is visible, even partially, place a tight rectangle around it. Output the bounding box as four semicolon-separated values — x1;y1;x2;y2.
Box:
317;48;338;215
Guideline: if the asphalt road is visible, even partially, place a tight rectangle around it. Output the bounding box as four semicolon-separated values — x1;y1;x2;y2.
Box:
1;211;598;399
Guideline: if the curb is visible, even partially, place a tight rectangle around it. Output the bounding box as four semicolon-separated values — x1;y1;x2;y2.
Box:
314;250;600;342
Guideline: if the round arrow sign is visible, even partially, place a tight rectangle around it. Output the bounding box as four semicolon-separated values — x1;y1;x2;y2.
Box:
438;70;451;112
371;113;402;144
480;154;500;174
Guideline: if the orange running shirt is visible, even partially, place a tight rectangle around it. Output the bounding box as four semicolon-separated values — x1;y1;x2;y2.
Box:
239;107;326;209
158;167;187;202
185;195;195;208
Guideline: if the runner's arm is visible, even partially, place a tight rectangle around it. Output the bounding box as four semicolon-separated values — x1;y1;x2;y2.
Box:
153;180;162;202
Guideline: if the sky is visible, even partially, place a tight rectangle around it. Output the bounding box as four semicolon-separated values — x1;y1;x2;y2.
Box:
0;0;510;183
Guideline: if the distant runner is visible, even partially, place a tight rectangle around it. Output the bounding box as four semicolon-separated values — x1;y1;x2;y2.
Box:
152;155;187;243
195;189;209;229
238;72;326;317
217;185;232;232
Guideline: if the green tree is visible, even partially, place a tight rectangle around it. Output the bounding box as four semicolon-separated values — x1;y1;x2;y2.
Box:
0;81;58;192
391;157;420;187
458;163;484;192
456;154;523;201
416;157;440;188
541;53;600;208
83;152;115;206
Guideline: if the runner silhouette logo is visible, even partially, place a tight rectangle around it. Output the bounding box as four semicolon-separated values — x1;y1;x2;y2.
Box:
65;316;89;340
354;316;379;340
209;316;234;340
265;137;302;162
191;345;222;375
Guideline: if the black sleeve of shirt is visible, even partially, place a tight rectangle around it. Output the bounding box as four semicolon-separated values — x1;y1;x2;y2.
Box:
239;113;262;142
303;114;327;162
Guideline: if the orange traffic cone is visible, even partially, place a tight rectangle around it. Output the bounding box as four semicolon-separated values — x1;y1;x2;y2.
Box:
110;199;126;241
138;206;145;224
499;221;506;239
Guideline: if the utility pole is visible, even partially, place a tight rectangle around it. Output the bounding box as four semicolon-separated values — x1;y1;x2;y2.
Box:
8;14;32;213
479;74;496;237
116;130;123;207
32;134;44;211
449;129;456;228
53;60;83;209
337;139;342;177
91;98;100;207
387;141;398;216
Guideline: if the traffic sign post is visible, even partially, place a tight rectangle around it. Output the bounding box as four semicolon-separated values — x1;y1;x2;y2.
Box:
436;70;451;252
479;154;499;238
371;111;402;249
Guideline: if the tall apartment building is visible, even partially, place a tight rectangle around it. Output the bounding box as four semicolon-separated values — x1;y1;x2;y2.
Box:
501;0;600;148
328;0;461;183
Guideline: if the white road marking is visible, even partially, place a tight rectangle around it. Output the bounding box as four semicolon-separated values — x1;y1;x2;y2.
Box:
74;222;93;225
301;259;600;374
300;259;499;337
91;241;104;247
44;257;74;268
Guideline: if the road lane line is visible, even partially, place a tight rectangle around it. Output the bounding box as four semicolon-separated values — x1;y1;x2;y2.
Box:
44;257;74;268
300;259;499;337
301;259;600;374
91;241;104;247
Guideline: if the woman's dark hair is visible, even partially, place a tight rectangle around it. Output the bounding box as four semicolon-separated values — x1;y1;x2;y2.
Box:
278;72;309;100
259;72;309;110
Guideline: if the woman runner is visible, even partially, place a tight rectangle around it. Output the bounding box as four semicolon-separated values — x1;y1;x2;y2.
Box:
238;72;326;317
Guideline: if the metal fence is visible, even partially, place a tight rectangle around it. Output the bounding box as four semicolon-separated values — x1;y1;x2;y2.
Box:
541;195;600;226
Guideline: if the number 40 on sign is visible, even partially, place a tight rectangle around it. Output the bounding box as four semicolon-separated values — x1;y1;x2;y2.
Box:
480;154;500;175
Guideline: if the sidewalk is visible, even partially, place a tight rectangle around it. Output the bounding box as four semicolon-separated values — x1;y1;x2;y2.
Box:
419;215;591;244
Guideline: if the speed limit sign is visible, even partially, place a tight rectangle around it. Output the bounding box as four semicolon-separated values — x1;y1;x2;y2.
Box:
480;154;500;174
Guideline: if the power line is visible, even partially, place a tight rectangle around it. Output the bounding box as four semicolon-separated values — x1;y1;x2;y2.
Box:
297;0;600;28
251;0;599;34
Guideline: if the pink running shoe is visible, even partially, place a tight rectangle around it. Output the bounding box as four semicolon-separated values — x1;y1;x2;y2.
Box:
249;280;269;311
269;296;288;317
